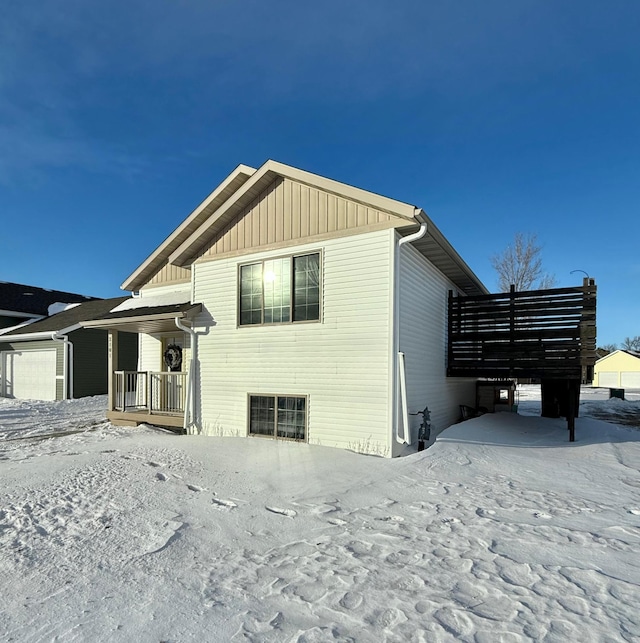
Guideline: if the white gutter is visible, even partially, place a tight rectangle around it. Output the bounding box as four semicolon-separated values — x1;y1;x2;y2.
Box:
0;325;80;342
394;212;428;445
0;310;42;319
175;317;196;433
52;333;74;399
0;329;74;399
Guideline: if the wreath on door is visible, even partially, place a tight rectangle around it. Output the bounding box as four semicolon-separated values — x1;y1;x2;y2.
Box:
163;344;183;372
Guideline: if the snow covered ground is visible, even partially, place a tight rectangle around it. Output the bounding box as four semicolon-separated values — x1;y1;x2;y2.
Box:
1;387;639;642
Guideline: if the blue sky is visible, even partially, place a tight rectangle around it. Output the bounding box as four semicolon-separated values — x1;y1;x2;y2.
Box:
1;1;638;346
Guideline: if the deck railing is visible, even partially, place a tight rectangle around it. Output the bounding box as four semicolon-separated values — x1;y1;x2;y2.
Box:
447;279;597;380
114;371;186;415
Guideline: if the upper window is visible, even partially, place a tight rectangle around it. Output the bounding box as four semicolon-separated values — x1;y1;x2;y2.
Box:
239;252;320;326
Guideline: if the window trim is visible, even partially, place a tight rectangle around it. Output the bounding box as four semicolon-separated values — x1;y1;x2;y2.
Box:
246;393;309;442
237;250;322;328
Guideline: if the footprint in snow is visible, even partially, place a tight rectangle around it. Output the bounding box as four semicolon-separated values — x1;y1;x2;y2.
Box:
533;511;552;519
147;461;164;468
266;506;297;518
627;508;640;515
212;498;237;509
187;484;204;492
476;508;496;518
156;472;168;482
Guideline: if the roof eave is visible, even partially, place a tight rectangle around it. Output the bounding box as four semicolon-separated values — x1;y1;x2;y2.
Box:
0;323;82;342
121;164;257;292
412;209;489;296
80;303;202;334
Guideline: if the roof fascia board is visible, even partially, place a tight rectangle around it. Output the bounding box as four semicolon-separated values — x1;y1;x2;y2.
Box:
169;160;419;267
267;161;417;221
121;164;256;291
80;306;201;329
0;316;45;336
0;324;81;342
415;209;489;295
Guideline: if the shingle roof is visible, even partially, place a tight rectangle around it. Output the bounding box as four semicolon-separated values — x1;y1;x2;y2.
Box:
1;297;129;336
88;301;199;322
0;281;96;316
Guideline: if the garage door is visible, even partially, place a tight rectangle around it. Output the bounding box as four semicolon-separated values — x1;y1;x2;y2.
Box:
2;350;57;400
598;372;618;388
621;372;640;389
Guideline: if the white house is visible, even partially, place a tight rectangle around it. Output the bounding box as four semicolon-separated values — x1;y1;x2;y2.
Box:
84;161;488;457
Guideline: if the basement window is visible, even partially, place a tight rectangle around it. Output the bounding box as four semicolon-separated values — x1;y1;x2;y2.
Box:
248;395;307;441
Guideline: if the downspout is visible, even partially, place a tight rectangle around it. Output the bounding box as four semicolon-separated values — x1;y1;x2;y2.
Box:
51;332;73;399
394;213;428;445
1;329;77;400
175;317;196;433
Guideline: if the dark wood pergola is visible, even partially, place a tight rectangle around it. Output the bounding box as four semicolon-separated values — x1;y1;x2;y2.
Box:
447;278;597;441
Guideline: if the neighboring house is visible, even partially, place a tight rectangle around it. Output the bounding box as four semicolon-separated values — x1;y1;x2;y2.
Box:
0;298;138;401
0;281;95;330
593;350;640;389
83;160;488;456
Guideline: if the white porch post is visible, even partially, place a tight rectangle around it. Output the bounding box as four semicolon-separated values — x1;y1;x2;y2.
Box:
108;330;119;411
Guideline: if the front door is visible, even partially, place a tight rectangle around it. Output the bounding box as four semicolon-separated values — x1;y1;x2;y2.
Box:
157;335;185;413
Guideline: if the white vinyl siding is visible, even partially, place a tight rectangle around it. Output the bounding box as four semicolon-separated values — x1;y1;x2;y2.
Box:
138;334;163;372
136;284;192;373
138;333;191;373
396;239;476;456
138;284;192;298
192;229;393;454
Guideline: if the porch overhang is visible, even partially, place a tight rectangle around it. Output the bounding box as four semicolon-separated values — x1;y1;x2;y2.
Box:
80;302;202;334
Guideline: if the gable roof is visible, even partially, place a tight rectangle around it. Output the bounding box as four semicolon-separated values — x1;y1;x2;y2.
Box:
0;297;129;338
122;160;488;296
0;281;96;317
595;349;640;365
165;160;418;271
121;164;256;292
81;300;202;334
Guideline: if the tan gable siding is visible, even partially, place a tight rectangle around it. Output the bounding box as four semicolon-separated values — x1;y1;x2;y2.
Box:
143;261;191;289
194;177;401;261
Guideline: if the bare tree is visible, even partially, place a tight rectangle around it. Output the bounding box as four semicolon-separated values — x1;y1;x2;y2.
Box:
491;232;556;292
598;343;618;353
621;336;640;351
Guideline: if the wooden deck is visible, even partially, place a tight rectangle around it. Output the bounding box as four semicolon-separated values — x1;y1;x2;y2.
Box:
107;410;185;430
447;279;597;441
447;279;597;380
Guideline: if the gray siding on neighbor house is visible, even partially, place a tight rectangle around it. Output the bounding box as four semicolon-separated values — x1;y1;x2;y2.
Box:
70;329;139;398
1;330;139;401
118;331;139;371
70;329;108;398
0;338;65;400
